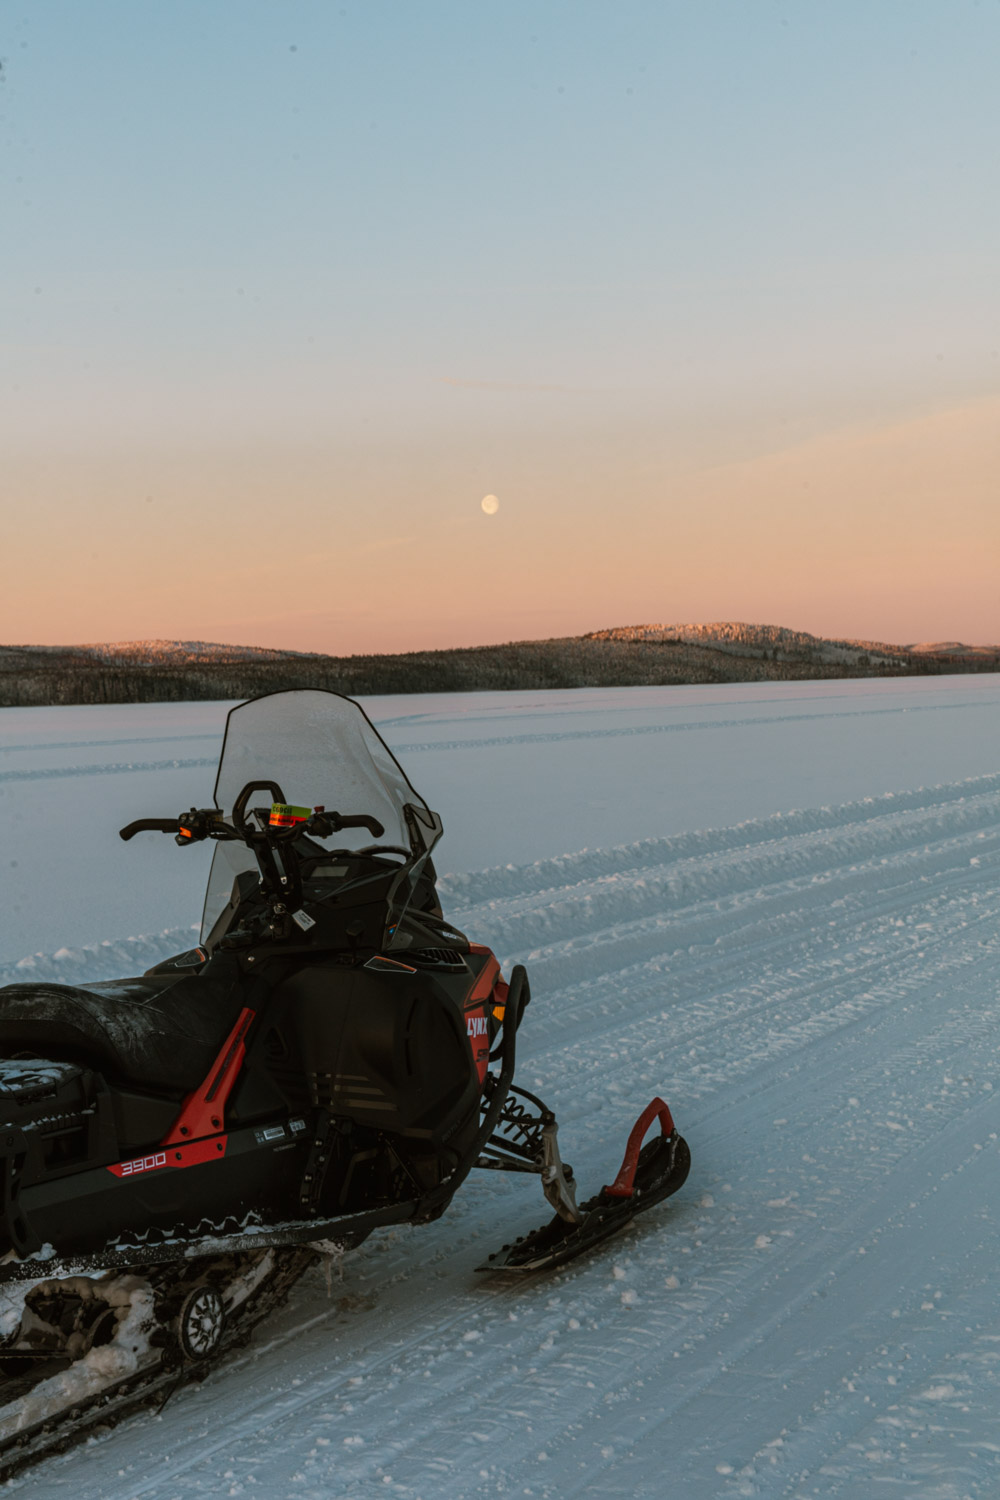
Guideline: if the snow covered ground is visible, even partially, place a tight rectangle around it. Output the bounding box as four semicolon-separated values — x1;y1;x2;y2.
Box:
5;674;1000;973
4;675;1000;1498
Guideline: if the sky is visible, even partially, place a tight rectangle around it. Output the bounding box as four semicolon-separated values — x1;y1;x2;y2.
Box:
2;1;998;653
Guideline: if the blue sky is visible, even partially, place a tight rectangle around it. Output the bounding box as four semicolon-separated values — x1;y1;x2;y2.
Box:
3;2;998;649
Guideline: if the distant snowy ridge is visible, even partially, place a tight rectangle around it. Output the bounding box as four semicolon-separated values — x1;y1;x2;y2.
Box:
80;640;319;665
0;926;200;987
6;625;998;709
0;640;317;667
586;621;909;665
10;628;994;667
908;639;1000;655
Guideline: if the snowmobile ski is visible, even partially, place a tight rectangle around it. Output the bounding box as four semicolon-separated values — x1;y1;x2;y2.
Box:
477;1099;691;1272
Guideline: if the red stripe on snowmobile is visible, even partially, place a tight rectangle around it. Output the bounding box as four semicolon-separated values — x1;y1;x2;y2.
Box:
465;947;501;1002
603;1097;676;1199
161;1007;256;1148
106;1137;229;1179
464;946;501;1086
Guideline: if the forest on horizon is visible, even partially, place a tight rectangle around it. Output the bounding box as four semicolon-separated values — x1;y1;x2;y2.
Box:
2;630;997;708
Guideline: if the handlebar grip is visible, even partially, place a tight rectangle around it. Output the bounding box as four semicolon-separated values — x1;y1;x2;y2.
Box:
336;814;386;838
119;818;181;842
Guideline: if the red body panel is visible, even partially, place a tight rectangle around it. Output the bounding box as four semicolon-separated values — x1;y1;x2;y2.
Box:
104;1008;253;1180
106;1136;229;1179
465;945;502;1086
161;1007;255;1147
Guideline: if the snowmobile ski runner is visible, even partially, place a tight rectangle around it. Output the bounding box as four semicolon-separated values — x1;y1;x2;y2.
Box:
477;1097;692;1272
0;689;689;1475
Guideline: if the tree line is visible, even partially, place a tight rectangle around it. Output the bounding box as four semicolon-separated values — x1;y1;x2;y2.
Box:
3;636;997;708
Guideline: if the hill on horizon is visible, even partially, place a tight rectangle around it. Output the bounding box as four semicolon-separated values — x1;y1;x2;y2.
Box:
587;621;910;666
1;623;998;708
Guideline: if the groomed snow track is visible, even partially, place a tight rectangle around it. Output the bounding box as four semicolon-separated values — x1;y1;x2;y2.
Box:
26;776;1000;1498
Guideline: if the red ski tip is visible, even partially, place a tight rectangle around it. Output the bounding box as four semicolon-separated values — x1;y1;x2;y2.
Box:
604;1097;676;1199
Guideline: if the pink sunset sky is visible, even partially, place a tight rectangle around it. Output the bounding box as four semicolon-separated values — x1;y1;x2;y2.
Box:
3;3;998;655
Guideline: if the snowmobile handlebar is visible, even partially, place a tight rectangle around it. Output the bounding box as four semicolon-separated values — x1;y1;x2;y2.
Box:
230;781;384;844
119;817;181;841
120;782;386;850
119;809;241;845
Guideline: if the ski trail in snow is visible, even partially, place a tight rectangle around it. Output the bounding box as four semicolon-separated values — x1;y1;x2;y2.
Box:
6;698;996;781
389;695;1000;754
24;773;1000;1499
0;734;220;755
0;757;217;783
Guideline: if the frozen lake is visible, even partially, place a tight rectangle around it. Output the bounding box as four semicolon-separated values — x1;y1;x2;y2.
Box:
3;673;999;969
4;674;1000;1498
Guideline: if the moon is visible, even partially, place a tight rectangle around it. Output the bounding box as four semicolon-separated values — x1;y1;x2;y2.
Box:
481;494;500;515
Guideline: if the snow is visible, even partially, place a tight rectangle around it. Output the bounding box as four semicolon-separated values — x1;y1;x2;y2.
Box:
0;1059;76;1098
5;674;1000;968
0;1275;159;1444
3;674;1000;1496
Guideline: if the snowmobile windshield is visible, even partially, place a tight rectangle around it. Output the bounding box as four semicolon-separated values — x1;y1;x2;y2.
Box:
200;689;442;944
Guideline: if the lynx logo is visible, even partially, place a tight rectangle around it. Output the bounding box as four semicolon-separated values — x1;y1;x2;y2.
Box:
121;1152;167;1177
467;1015;488;1039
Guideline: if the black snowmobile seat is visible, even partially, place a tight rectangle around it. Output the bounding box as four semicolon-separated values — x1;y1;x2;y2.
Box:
0;973;245;1094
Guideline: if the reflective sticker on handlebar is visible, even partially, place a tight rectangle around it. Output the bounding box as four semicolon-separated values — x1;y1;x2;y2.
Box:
269;803;311;827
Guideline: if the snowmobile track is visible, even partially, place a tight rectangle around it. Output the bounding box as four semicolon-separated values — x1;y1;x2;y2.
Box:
0;1248;320;1483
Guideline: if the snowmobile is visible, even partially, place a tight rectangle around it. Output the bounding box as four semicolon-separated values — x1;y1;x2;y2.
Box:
0;689;689;1473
